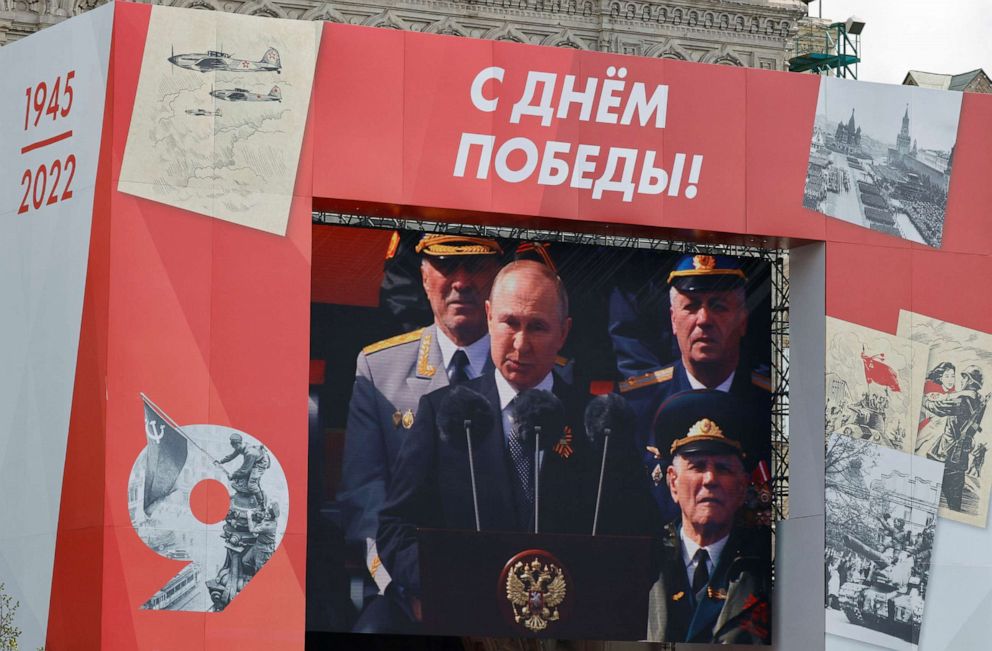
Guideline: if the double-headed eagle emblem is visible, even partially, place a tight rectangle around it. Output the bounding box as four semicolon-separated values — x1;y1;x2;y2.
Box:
505;557;567;632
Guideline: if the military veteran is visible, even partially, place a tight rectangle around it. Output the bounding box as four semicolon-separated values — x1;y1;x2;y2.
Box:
646;389;772;644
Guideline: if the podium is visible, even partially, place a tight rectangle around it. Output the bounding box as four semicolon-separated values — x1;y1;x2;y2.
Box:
417;529;655;639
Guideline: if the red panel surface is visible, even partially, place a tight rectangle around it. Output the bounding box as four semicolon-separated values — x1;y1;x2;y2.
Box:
311;224;391;306
939;92;992;255
403;31;496;215
825;241;913;332
910;248;992;333
744;68;824;242
651;58;745;235
312;24;404;207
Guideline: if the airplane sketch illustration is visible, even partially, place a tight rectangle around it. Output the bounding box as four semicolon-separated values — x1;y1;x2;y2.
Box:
169;46;281;74
210;85;282;103
119;6;321;235
186;107;222;117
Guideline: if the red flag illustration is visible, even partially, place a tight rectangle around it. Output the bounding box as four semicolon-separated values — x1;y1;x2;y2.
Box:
141;394;189;516
861;352;901;392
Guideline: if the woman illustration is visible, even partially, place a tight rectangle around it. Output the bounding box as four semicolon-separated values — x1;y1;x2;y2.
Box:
915;362;955;457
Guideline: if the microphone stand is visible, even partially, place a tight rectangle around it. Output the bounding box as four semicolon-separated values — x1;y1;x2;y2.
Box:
533;425;541;534
464;419;481;532
592;427;610;536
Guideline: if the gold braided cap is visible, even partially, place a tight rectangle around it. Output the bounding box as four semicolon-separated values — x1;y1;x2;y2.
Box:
669;417;743;455
415;234;502;257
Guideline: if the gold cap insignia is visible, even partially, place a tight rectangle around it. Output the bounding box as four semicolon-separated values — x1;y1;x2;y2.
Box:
693;255;717;271
670;417;742;455
402;409;415;429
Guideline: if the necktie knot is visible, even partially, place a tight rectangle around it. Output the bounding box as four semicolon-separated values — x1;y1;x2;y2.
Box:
692;548;710;595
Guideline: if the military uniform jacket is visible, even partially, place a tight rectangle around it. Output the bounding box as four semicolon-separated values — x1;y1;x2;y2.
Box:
621;358;772;448
338;324;460;546
622;359;772;523
646;523;772;644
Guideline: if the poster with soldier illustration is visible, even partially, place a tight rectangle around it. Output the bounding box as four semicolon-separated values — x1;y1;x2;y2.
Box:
897;311;992;527
825;317;928;454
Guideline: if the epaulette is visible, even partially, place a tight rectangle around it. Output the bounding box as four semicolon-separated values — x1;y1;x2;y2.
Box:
618;366;674;394
362;327;425;355
555;355;570;367
751;366;772;392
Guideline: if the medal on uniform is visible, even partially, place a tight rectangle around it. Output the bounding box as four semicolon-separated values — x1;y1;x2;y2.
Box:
401;409;415;429
651;463;664;485
707;586;728;600
392;411;402;428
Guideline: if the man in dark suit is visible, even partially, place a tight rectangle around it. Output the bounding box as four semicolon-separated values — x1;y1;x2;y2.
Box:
645;390;772;644
377;260;654;627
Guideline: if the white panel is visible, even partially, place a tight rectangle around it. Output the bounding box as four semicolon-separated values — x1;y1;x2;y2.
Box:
0;4;113;650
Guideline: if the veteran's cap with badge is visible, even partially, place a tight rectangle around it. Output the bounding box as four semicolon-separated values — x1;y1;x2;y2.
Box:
652;389;754;463
415;234;503;258
667;254;746;292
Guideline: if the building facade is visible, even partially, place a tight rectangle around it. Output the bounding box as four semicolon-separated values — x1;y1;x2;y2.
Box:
2;0;809;72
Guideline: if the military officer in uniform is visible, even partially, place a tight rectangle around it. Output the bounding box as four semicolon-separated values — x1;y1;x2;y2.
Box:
337;233;503;612
646;390;772;644
616;254;771;522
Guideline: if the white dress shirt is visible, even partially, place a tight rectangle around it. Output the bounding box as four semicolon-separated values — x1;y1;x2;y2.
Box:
435;328;490;381
686;368;736;393
680;530;730;591
495;370;555;452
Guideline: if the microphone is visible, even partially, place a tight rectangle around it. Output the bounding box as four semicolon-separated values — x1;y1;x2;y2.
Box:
583;393;636;535
512;389;564;533
437;386;497;531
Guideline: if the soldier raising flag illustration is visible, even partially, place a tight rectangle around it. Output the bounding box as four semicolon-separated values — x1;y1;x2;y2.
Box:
135;394;287;612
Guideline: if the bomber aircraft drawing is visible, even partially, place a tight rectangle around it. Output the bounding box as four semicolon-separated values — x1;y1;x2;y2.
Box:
169;47;281;74
210;86;282;103
186;108;222;117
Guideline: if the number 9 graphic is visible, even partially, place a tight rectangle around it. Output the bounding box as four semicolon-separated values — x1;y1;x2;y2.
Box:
128;394;289;612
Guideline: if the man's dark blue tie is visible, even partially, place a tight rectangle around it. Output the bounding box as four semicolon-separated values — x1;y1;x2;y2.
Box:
450;349;470;385
692;548;710;596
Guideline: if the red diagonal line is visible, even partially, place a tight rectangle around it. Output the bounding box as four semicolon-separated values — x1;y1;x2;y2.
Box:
20;130;73;154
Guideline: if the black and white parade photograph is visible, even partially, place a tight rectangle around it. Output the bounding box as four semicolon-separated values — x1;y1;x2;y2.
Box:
826;317;928;455
824;433;943;651
803;76;963;248
898;311;992;528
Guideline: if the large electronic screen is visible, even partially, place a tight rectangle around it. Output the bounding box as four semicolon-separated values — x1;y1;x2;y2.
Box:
307;223;774;643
